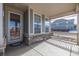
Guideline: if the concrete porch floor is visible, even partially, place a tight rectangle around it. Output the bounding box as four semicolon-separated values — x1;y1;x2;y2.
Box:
5;36;79;56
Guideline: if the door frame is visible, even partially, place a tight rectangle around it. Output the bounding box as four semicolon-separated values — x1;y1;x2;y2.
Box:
7;11;23;44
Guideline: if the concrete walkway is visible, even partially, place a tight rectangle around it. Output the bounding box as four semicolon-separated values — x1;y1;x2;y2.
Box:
5;36;79;56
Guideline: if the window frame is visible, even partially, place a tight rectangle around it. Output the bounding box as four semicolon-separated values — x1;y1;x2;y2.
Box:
44;17;50;33
33;12;42;35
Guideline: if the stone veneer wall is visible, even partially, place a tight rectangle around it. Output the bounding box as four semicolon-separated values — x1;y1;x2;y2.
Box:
28;33;53;45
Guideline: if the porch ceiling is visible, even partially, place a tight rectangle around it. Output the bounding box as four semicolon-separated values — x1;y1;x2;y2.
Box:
5;3;76;19
28;3;76;18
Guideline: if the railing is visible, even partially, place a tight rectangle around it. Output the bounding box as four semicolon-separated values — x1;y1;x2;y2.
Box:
49;31;79;56
52;31;77;44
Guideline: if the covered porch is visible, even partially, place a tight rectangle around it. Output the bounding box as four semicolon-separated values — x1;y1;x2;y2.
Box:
0;3;79;56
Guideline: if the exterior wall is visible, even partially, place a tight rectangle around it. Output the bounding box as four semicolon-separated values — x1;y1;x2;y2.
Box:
30;8;33;34
3;4;52;45
23;7;30;45
28;8;51;45
24;9;29;35
3;4;30;45
4;5;24;44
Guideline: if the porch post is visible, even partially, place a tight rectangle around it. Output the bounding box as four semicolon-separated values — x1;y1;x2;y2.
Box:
76;4;79;45
0;3;4;55
0;3;3;46
77;13;79;45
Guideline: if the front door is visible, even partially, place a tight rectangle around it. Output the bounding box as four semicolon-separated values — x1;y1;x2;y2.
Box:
8;11;23;44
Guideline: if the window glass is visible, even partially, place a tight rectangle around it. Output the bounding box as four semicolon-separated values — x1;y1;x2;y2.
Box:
34;14;41;33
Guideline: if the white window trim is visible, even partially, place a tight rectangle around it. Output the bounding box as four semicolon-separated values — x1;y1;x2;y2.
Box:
28;7;30;36
33;12;42;35
44;17;50;34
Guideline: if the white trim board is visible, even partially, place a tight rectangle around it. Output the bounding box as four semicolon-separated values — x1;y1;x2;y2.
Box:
33;11;42;35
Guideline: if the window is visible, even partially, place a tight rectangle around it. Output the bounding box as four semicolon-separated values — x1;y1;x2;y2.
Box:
45;18;50;32
34;14;41;33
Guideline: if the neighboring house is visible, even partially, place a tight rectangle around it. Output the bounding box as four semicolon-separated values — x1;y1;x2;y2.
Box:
51;19;76;31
